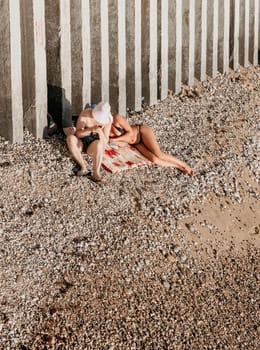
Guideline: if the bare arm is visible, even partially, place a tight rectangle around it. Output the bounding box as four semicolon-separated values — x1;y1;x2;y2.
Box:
75;120;90;139
109;115;135;144
102;121;112;143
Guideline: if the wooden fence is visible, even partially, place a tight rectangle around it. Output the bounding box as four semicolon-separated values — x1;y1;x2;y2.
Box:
0;0;259;143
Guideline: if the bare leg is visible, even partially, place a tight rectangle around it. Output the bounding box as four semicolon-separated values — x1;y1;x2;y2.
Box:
66;134;88;175
135;126;194;176
87;139;106;180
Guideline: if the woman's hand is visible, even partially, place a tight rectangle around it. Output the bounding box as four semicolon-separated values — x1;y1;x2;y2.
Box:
92;126;111;143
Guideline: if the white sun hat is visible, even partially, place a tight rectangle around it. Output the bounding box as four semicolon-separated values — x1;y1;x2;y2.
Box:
92;102;113;125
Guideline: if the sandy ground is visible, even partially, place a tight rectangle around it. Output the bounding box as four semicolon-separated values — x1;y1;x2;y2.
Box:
177;169;260;260
0;66;259;349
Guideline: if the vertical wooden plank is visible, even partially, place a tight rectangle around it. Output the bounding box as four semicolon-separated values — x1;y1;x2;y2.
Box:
101;0;109;102
249;0;254;64
207;0;218;77
21;0;36;137
0;0;11;140
168;0;175;93
141;0;157;105
135;0;142;110
218;0;230;73
108;0;119;112
9;0;23;142
149;0;157;105
212;0;218;77
60;0;72;119
194;0;202;79
189;0;195;86
126;0;141;111
249;0;259;65
45;1;62;129
71;0;83;115
90;0;101;104
253;0;259;65
82;0;91;108
233;0;240;70
160;0;168;100
33;0;47;138
224;0;230;72
118;0;126;114
182;0;189;84
200;0;207;81
126;0;135;110
175;0;182;93
239;0;249;67
108;0;126;114
244;0;250;67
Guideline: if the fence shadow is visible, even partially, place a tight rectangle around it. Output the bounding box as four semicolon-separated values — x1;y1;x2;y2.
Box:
47;84;72;134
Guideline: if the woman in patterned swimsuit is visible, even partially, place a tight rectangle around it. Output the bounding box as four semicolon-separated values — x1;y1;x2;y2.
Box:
110;114;194;176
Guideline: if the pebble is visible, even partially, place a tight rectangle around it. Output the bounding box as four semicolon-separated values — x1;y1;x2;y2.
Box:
0;66;259;349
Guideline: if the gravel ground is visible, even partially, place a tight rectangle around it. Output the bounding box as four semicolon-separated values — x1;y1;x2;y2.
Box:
0;66;259;349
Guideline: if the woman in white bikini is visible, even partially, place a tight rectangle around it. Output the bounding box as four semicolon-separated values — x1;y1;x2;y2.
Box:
110;113;194;176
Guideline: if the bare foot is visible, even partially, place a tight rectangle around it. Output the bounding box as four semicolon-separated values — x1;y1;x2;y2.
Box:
89;174;107;183
183;166;194;177
77;168;89;176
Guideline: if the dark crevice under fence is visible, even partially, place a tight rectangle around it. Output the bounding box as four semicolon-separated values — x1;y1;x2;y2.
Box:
0;0;259;143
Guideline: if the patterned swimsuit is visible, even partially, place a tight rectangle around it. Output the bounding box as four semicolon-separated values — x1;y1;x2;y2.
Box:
112;123;143;145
